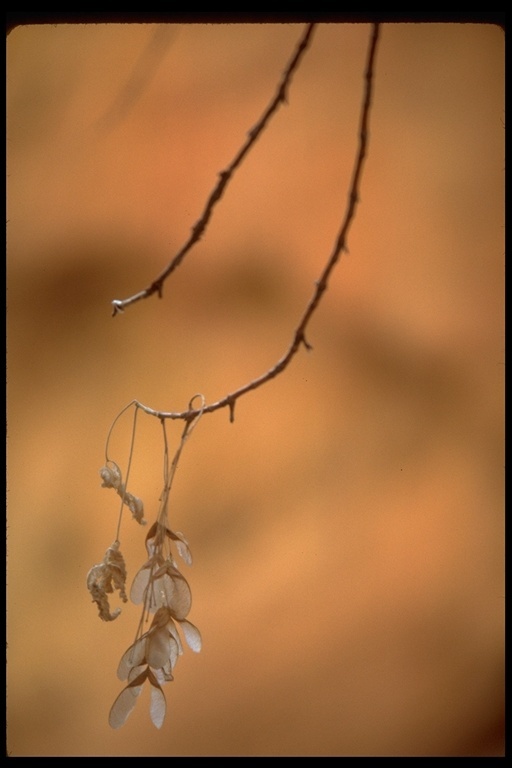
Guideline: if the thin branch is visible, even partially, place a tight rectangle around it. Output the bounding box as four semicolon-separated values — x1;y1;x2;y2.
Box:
129;23;380;424
111;23;316;317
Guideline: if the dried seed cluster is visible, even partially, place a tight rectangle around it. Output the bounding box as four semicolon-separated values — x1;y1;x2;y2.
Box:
87;460;201;729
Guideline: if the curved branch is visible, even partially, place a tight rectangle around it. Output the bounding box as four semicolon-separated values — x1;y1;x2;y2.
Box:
111;23;316;317
131;23;380;424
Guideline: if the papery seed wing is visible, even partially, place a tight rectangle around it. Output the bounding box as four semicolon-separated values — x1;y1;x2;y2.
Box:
109;668;148;729
146;620;180;670
109;687;140;730
130;565;150;605
148;670;166;729
179;619;202;652
169;530;193;566
169;637;180;669
163;631;180;670
117;636;147;681
165;566;192;619
146;627;172;670
168;619;184;656
131;556;166;607
127;664;148;683
145;522;159;556
153;664;174;685
130;558;163;605
145;572;175;614
150;606;172;628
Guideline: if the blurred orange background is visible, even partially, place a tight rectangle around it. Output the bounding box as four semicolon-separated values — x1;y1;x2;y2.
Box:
6;23;504;756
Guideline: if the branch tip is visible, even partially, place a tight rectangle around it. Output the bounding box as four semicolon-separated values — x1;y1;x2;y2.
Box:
109;23;315;314
111;300;124;317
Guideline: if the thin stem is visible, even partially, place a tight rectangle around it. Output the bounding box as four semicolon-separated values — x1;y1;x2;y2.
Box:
105;399;137;462
111;23;316;316
157;394;205;497
115;405;139;541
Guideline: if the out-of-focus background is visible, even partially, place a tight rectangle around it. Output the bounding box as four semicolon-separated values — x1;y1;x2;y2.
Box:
7;22;504;756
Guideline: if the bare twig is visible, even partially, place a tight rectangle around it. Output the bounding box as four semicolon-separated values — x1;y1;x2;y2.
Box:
111;23;316;317
124;23;380;424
